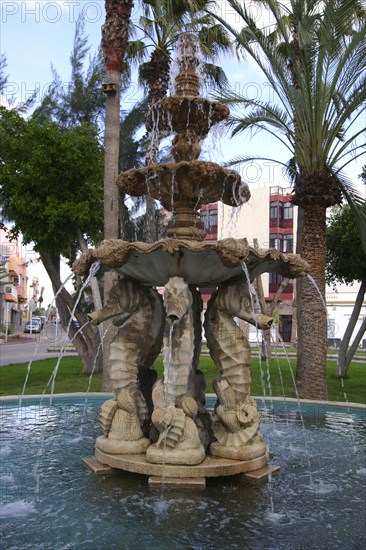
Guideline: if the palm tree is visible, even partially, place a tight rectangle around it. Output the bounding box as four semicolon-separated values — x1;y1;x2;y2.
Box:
102;0;135;245
127;0;231;241
210;0;366;399
101;0;135;391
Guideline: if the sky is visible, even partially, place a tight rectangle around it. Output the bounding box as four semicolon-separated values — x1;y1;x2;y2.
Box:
1;0;365;305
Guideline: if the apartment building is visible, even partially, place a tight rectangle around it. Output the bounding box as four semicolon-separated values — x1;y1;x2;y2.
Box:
0;228;28;329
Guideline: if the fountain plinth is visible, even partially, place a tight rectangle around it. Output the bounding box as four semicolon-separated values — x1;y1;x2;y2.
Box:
75;33;310;487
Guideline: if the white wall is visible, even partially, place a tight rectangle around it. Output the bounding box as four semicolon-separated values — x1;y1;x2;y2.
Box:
326;282;366;346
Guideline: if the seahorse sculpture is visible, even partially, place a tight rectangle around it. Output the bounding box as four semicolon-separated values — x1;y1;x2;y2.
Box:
161;276;196;406
204;276;273;460
146;277;205;465
88;278;164;454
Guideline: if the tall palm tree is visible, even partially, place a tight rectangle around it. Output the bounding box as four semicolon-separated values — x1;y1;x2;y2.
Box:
210;0;366;399
127;0;231;241
102;0;135;391
102;0;135;245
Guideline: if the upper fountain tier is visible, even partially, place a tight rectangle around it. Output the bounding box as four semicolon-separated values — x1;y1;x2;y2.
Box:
116;32;250;241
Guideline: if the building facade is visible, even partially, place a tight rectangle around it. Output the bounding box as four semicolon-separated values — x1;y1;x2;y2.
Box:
0;228;29;330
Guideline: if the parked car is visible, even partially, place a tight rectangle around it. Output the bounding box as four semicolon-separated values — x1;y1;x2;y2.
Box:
24;320;42;333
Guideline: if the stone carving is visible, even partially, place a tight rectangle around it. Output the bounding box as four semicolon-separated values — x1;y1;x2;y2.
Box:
73;237;309;287
204;278;271;460
96;389;150;455
162;276;195;404
146;380;205;465
89;278;164;453
147;277;205;465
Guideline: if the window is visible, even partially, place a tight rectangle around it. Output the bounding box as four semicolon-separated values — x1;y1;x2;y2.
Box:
200;208;218;233
269;273;283;284
270;233;293;253
269;233;281;249
283;202;293;219
270;201;279;219
283;234;293;253
327;319;336;338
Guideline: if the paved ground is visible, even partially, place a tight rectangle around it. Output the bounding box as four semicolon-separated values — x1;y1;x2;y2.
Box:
0;324;73;367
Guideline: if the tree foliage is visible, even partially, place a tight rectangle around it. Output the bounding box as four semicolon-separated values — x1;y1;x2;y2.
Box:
326;203;366;286
209;0;366;399
0;107;103;260
33;16;106;131
0;53;8;93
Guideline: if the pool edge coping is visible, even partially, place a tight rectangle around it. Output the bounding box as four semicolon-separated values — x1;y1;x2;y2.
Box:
0;393;365;409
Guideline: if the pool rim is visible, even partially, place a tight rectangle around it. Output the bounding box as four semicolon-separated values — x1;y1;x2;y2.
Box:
0;392;365;410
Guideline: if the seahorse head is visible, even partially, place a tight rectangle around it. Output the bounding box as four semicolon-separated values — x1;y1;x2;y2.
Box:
88;278;147;326
163;276;192;325
216;278;273;330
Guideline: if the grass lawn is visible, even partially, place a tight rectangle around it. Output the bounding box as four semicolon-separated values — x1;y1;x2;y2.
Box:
1;354;365;404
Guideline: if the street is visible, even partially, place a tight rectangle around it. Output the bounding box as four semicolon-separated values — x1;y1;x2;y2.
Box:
0;324;73;367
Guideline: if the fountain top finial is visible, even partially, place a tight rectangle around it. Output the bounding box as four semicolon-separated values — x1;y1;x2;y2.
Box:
174;32;201;97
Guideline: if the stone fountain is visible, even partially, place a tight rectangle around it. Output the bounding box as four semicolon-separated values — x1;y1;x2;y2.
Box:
74;33;309;488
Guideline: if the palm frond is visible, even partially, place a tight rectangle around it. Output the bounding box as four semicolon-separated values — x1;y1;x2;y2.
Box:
201;63;229;91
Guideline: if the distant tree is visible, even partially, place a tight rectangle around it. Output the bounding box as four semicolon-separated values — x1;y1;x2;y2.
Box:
326;199;366;377
33;16;106;130
0;107;104;373
0;53;8;93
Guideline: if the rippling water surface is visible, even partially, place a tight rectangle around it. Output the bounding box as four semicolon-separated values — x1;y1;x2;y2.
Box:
0;397;365;549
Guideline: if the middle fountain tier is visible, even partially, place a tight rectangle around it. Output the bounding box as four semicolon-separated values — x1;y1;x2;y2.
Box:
76;33;309;487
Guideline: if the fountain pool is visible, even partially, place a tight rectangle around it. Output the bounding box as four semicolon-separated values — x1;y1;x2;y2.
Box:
1;396;365;549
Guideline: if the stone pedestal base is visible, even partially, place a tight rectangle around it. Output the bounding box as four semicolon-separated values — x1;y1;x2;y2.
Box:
148;476;206;490
94;447;269;478
83;452;280;486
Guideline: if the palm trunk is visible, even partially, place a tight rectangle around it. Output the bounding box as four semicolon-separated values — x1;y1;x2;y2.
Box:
337;280;366;377
296;205;328;400
102;69;121;391
144;47;171;243
345;318;366;370
102;0;134;390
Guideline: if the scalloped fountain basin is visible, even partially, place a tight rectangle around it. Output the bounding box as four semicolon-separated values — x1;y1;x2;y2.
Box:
117;160;250;210
73;239;309;287
1;396;365;549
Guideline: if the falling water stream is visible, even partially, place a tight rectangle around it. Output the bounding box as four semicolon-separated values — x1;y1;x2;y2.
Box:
16;261;102;502
19;272;74;407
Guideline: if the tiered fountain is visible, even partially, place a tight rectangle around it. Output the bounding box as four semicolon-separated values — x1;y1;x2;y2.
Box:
74;33;309;488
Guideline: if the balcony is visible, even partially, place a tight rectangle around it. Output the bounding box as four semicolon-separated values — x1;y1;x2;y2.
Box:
270;186;292;196
4;284;18;303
